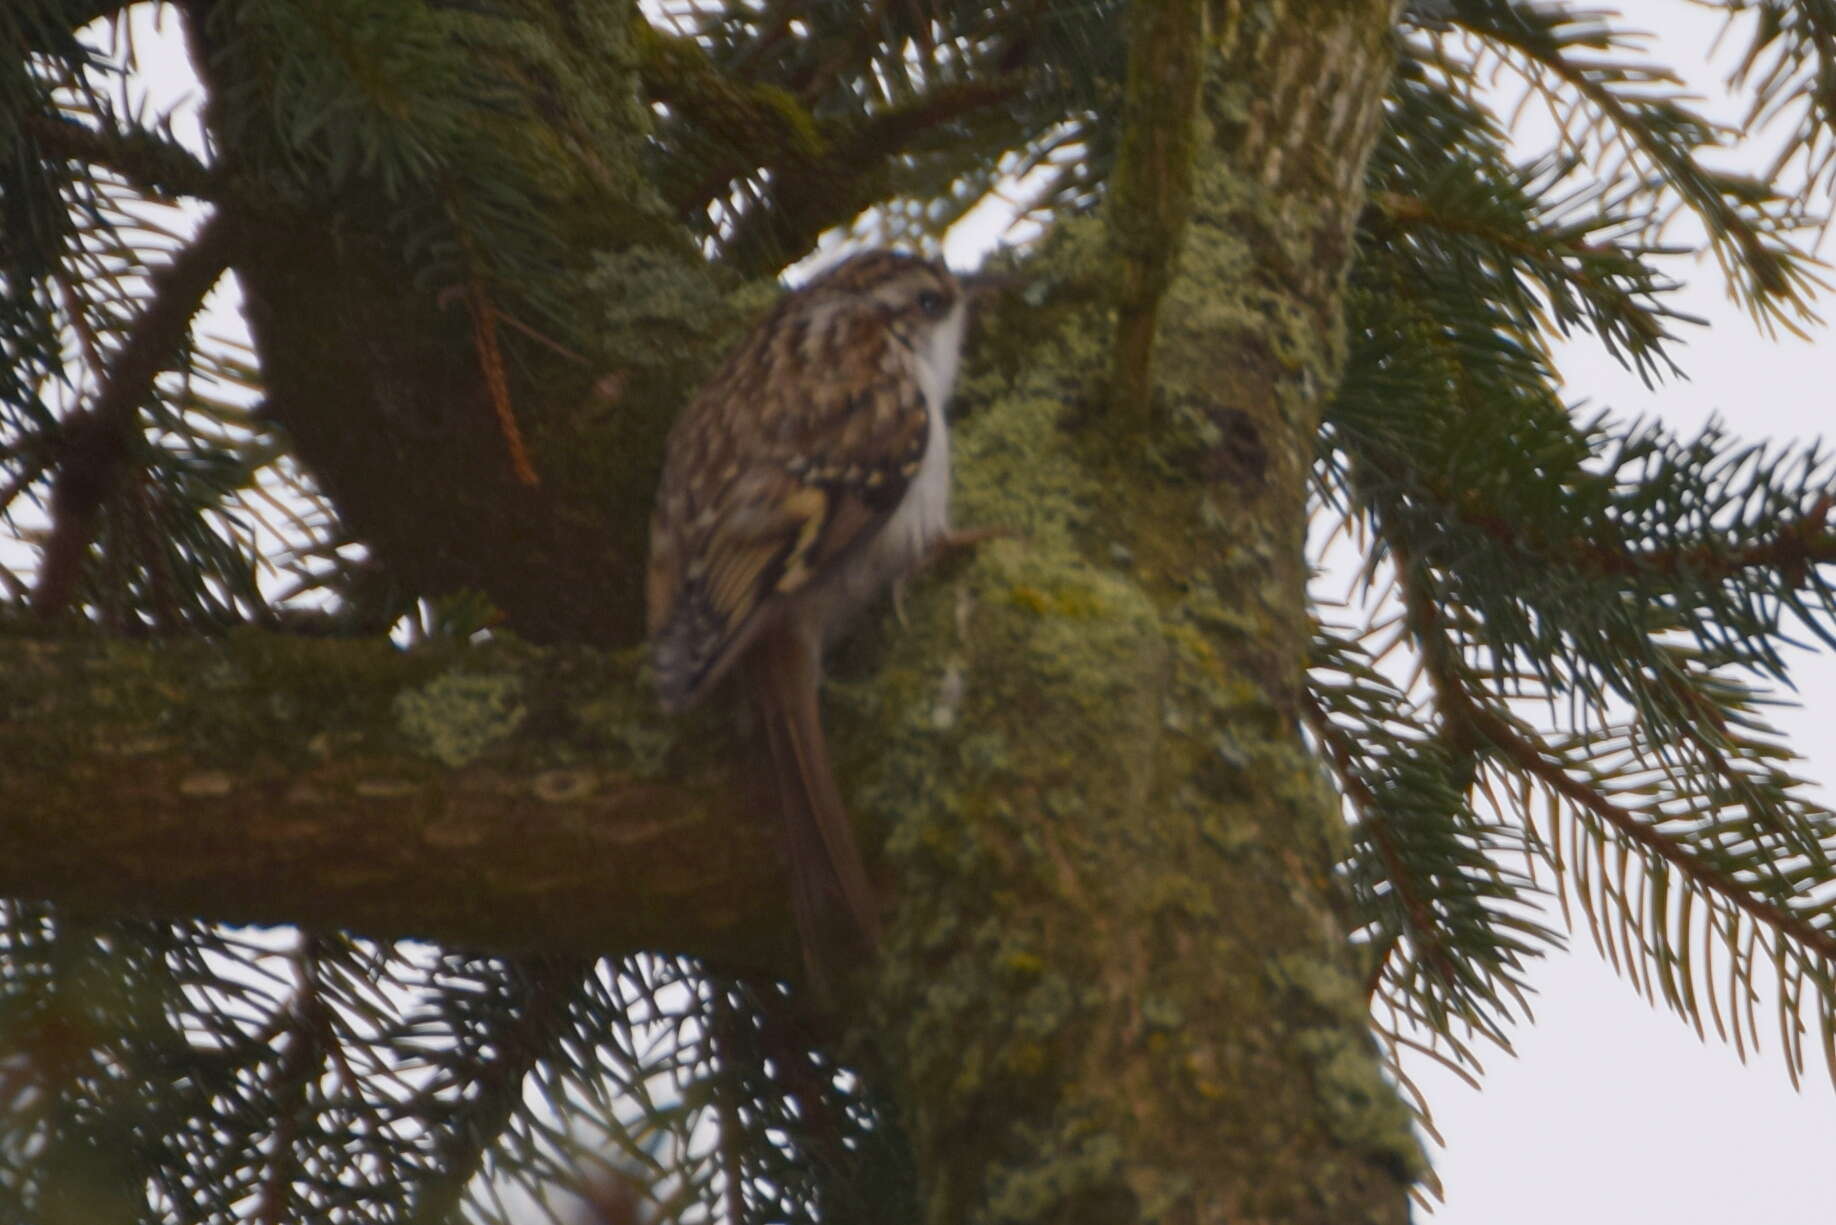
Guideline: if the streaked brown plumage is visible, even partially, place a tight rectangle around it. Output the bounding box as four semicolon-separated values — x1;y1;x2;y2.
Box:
647;250;972;977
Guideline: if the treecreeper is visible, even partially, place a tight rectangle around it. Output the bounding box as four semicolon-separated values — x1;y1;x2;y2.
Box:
646;249;997;986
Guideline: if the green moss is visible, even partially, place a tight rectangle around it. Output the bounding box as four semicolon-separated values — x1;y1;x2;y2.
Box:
571;701;676;778
1295;1025;1428;1180
393;671;528;768
752;84;825;155
2;636;595;784
112;634;424;766
952;394;1104;551
840;58;1414;1210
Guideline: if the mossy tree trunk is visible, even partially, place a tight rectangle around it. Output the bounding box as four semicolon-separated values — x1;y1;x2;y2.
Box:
857;2;1417;1220
2;0;1418;1219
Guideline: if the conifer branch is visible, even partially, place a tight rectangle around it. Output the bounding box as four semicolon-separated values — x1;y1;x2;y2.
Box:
23;113;219;202
1302;689;1463;998
1366;186;1684;361
712;78;1027;275
1460;9;1824;328
1715;0;1836;194
413;956;593;1224
1465;705;1836;967
641;16;1029;256
1416;478;1836;586
31;209;242;617
1396;555;1836;969
254;939;332;1225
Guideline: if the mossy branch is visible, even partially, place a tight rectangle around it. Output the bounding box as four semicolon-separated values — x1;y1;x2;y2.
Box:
0;633;799;972
1106;0;1206;417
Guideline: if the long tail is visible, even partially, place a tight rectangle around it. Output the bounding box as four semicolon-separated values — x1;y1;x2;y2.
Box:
749;624;882;983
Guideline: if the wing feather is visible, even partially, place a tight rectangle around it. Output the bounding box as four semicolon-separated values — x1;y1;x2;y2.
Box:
647;296;930;710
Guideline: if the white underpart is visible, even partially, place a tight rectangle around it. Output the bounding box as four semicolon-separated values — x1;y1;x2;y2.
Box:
886;299;968;564
804;295;968;647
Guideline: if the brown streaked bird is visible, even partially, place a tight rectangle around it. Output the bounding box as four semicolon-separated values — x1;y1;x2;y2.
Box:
647;249;979;980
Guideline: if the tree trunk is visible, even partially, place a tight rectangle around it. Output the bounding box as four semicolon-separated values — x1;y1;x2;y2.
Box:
857;1;1418;1220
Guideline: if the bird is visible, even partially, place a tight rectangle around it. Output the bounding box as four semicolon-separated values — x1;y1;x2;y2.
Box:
646;249;982;981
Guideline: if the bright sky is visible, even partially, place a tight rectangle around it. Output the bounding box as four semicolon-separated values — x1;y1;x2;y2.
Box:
71;3;1836;1220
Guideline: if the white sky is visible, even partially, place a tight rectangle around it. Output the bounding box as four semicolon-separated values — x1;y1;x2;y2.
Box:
60;2;1836;1220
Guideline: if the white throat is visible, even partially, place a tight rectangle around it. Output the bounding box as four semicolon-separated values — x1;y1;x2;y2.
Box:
899;302;967;551
801;298;967;644
914;301;968;415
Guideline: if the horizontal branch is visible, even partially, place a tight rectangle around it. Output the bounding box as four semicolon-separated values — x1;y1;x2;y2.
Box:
1370;434;1836;590
0;633;801;973
1453;491;1836;585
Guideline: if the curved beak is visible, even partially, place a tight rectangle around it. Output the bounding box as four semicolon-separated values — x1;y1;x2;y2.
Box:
959;270;1027;300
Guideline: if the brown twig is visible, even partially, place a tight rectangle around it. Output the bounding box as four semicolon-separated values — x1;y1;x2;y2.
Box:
24;112;219;202
31;210;242;618
464;272;540;489
447;196;541;489
1464;704;1836;965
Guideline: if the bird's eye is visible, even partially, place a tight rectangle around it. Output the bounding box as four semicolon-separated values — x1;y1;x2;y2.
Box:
916;289;947;317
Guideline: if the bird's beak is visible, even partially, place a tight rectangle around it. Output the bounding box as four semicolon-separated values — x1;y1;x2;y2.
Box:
959;270;1027;300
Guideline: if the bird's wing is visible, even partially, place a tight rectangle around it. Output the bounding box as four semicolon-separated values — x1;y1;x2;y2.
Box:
647;309;929;710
